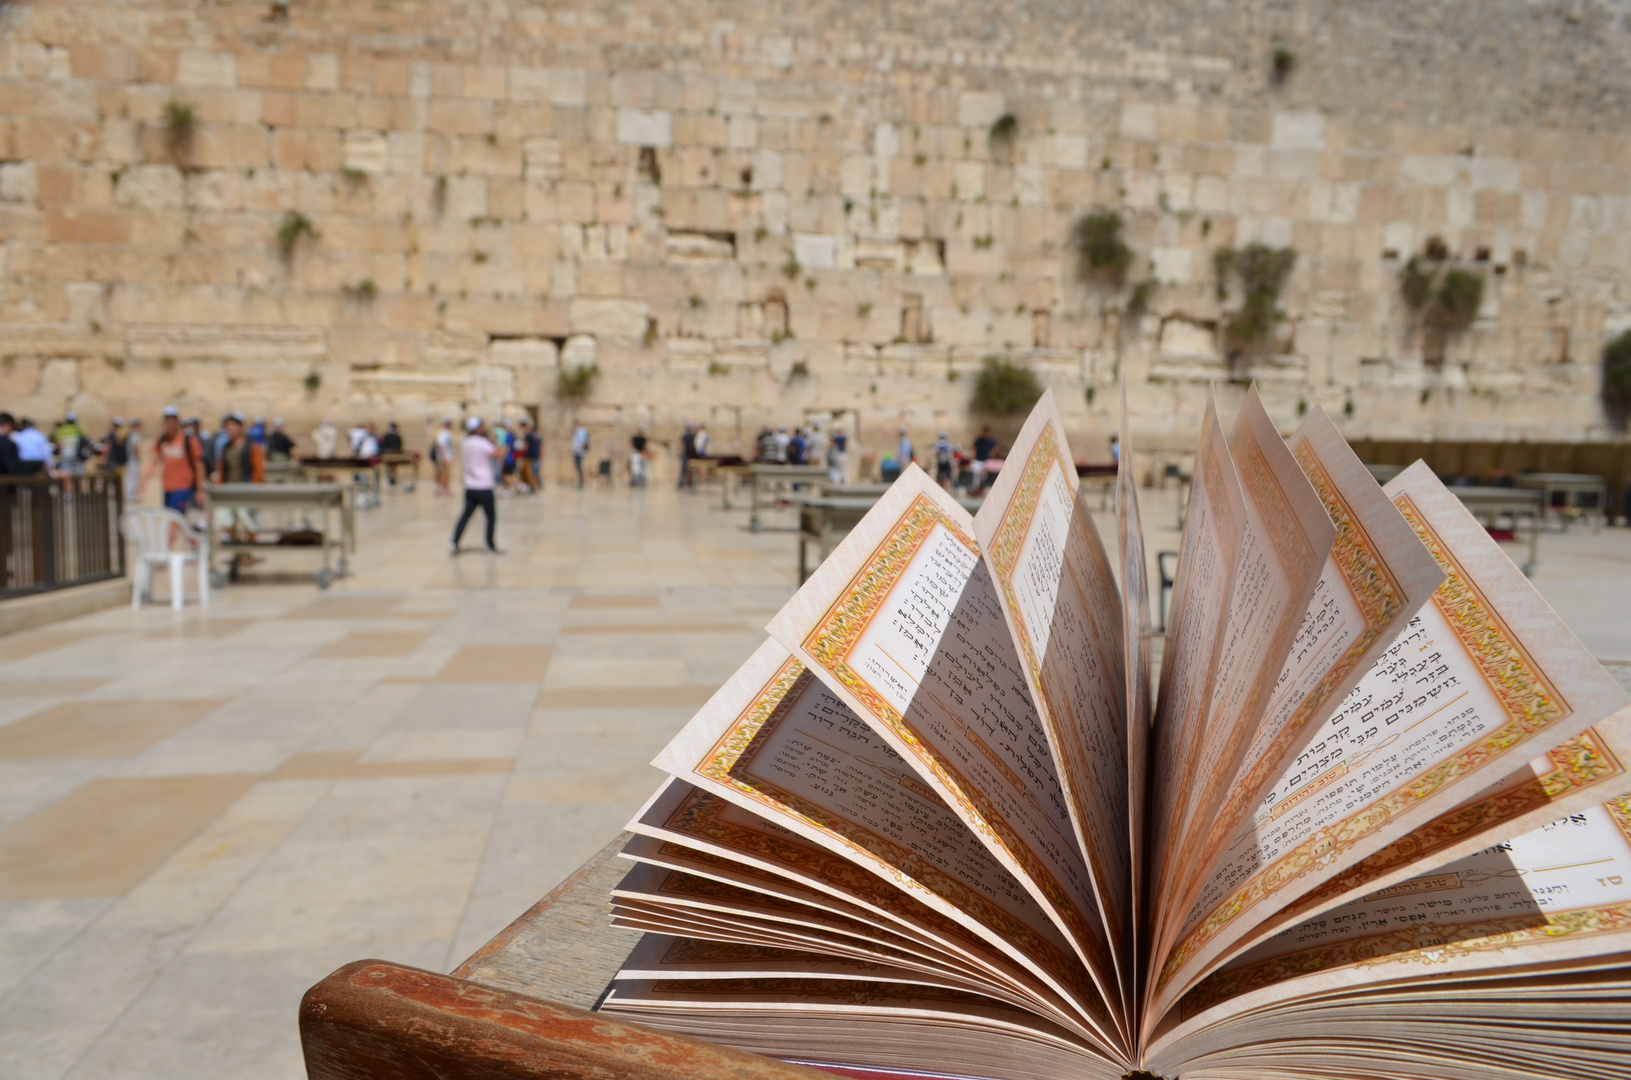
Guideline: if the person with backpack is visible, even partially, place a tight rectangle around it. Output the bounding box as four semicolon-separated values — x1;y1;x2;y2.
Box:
141;406;206;513
53;412;89;476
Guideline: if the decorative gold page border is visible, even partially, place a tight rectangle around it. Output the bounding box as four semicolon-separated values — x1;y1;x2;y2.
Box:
1154;432;1325;946
1156;492;1570;991
1179;893;1631;1020
1164;442;1409;950
795;492;1116;986
982;423;1125;939
1279;730;1624;918
688;662;1105;1017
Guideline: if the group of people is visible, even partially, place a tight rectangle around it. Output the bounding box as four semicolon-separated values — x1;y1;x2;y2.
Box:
879;424;1003;491
753;421;849;484
0;407;303;512
430;415;543;497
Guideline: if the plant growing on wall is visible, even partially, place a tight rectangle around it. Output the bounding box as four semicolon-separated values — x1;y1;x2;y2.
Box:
1602;330;1631;431
164;101;195;162
1214;243;1297;356
277;210;318;262
970;357;1043;415
1071;210;1133;287
340;279;377;301
1398;239;1485;333
1271;46;1296;86
558;362;599;401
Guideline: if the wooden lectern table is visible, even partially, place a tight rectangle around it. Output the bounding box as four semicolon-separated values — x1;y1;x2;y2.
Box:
299;833;826;1080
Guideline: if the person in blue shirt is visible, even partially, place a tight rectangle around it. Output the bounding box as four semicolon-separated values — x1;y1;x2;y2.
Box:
897;427;914;469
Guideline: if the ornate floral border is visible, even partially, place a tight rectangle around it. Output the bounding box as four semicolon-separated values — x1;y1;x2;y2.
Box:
1156;492;1571;992
1278;730;1624;919
982;422;1128;942
1165;441;1409;950
794;491;1118;992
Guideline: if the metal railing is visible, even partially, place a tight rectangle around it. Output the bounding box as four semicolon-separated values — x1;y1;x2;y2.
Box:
0;473;126;599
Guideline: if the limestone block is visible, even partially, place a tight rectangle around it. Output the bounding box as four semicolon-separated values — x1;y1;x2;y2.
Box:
444;175;488;219
1151;247;1192;284
1272;112;1326;150
0;160;37;203
177;50;237;89
958;92;1005;130
559;333;598;372
727;113;757;149
616;108;671;147
571;298;646;339
64;282;107;325
343;129;388;174
304;54;340;92
793;233;838;271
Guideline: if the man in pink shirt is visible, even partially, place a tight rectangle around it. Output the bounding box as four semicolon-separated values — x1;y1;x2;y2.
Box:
450;417;505;554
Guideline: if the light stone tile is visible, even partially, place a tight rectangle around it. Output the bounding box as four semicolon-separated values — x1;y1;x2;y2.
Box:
187;775;506;955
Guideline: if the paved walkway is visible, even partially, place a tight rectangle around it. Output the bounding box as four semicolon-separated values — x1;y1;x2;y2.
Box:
0;479;1626;1078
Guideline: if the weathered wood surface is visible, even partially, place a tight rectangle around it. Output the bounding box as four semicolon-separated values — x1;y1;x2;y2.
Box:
300;959;825;1080
451;832;640;1006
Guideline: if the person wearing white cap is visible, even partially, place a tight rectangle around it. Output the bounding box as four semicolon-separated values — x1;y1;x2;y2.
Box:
432;417;455;496
450;417;504;554
267;418;295;461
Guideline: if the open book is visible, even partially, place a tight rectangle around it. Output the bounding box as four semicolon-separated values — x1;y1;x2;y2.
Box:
597;389;1631;1080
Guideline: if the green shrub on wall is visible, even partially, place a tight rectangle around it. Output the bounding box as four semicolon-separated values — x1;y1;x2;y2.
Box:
970;357;1043;415
1072;210;1133;287
1214;243;1297;356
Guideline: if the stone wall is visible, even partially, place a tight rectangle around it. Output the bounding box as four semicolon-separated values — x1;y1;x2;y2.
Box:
3;0;1631;463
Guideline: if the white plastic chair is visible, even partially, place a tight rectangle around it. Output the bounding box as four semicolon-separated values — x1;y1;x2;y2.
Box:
121;507;210;610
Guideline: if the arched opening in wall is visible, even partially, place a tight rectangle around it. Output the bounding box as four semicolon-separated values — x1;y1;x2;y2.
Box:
638;146;661;185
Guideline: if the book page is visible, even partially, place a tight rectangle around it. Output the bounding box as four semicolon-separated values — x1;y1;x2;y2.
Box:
625;778;1105;1044
1116;390;1153;984
1145;394;1245;950
1261;707;1631;934
1153;389;1335;948
1157;406;1445;965
1169;794;1631;1030
973;391;1130;980
764;466;1124;1035
1148;462;1631;1020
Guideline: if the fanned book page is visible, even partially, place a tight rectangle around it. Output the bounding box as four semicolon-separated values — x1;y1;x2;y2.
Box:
597;393;1631;1079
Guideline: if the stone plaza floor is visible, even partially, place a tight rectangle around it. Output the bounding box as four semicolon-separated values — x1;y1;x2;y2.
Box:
1;478;1629;1079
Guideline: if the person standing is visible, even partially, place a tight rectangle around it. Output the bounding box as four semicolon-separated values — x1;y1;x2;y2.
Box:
267;418;295;461
433;418;455;496
677;423;696;489
522;422;543;493
773;424;791;463
53;412;88;475
971;425;997;492
826;427;847;484
805;422;824;472
12;419;53;475
249;416;267;445
0;413;23;475
570;419;589;488
629;425;649;486
115;418;144;507
312;418;339;459
897;427;915;470
694;423;710;458
142;406;206;513
932;431;954;489
450;418;504;554
214;413;265;484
